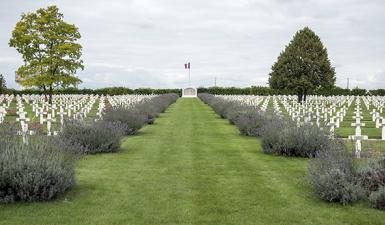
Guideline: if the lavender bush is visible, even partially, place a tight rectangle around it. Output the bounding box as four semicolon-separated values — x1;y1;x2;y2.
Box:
0;126;75;203
60;120;127;154
307;141;363;204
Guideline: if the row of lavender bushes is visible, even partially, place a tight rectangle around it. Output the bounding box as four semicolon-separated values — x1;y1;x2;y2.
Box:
0;93;178;203
198;93;385;210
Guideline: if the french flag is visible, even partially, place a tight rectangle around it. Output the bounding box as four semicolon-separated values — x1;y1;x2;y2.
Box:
184;62;190;69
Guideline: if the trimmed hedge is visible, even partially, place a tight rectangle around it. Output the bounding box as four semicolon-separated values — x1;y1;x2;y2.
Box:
198;86;384;96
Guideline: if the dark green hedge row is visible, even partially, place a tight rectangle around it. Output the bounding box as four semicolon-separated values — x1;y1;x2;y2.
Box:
198;86;385;96
3;87;182;96
2;86;384;96
197;86;294;95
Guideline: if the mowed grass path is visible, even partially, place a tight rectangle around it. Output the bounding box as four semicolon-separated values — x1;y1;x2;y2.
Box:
1;98;385;225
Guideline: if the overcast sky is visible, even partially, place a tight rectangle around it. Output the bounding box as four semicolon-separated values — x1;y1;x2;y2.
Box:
1;0;384;89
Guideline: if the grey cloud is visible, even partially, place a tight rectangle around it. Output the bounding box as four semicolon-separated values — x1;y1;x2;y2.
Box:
0;0;385;89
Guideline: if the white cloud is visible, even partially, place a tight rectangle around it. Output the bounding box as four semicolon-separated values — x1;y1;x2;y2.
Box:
0;0;385;89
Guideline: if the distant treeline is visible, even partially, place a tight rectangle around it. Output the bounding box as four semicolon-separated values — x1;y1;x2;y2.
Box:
199;86;385;96
3;86;385;96
3;87;181;96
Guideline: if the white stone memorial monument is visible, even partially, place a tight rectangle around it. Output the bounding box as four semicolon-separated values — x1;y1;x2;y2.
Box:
182;87;197;98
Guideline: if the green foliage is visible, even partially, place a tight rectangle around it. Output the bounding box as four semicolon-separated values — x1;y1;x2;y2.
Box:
351;87;367;96
198;86;294;95
0;74;6;94
9;5;83;102
94;87;134;95
6;87;181;96
92;87;180;96
312;86;351;96
269;27;336;102
369;89;385;96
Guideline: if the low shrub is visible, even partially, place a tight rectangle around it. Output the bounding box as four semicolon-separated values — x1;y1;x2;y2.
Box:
220;101;244;120
369;186;385;210
357;158;385;194
135;103;159;124
211;99;235;118
148;93;179;113
0;127;75;203
104;107;148;134
232;109;270;137
60;120;127;154
261;119;330;157
198;93;215;104
104;93;178;131
307;141;363;204
199;94;268;137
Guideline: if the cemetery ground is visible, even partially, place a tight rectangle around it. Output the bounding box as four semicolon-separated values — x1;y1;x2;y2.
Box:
269;98;385;139
1;98;385;225
3;98;101;133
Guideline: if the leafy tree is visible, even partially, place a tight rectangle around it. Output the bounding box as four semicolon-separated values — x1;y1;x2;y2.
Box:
0;74;6;94
9;5;83;103
269;27;336;102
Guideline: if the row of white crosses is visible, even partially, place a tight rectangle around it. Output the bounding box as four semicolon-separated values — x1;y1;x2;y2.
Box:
0;94;158;144
1;94;98;141
368;100;385;142
106;94;156;110
280;96;373;158
348;99;368;158
215;94;385;158
216;95;266;109
0;95;14;124
0;105;6;123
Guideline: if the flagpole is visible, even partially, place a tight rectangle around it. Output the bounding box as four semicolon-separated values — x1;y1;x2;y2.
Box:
189;67;191;87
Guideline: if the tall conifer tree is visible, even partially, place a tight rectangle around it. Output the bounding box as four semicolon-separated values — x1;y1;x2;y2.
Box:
269;27;336;102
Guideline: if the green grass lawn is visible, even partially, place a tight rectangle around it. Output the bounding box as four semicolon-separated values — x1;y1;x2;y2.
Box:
1;98;385;225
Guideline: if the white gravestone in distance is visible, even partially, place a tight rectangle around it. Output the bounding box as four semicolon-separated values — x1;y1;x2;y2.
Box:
182;87;197;98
